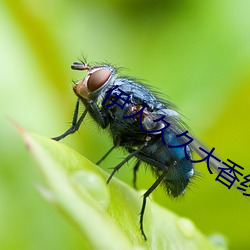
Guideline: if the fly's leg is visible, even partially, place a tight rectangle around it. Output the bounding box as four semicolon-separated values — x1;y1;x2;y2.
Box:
89;100;107;129
96;145;116;165
52;99;88;141
140;172;166;240
52;99;108;141
107;143;146;184
133;160;141;189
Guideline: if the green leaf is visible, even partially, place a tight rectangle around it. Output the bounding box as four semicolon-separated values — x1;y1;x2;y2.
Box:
19;128;227;250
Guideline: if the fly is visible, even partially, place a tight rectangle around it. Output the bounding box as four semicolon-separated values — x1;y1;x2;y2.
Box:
52;60;232;240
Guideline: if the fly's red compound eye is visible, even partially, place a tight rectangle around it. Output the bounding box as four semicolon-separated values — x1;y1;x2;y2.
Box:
87;68;111;92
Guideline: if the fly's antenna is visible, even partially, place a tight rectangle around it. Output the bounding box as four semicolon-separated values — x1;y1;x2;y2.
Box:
71;61;89;71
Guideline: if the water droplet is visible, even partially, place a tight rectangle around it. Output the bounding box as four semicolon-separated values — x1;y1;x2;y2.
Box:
177;217;196;238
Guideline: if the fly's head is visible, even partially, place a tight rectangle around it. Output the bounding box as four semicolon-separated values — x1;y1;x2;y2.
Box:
72;61;116;101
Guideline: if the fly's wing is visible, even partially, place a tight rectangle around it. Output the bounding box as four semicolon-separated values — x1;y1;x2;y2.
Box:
189;136;249;198
189;137;221;174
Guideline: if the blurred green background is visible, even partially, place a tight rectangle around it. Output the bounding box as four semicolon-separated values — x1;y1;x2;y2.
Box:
1;0;250;249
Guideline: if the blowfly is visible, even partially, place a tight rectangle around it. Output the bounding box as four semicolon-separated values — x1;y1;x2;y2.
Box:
52;60;229;240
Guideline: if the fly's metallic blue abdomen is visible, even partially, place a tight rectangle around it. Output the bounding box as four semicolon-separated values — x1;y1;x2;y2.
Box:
139;128;193;197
